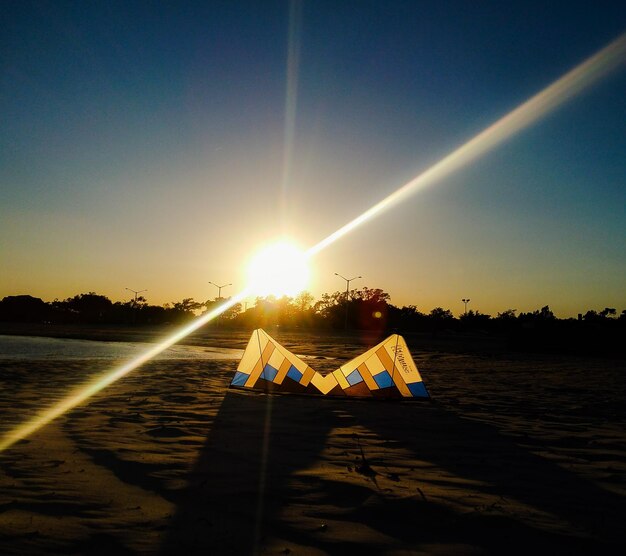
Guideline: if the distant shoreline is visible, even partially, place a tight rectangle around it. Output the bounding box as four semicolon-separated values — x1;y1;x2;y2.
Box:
0;321;510;356
1;321;624;360
0;321;179;345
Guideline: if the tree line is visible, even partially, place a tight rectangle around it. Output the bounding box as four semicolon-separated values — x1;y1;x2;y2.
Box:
1;288;623;332
1;289;624;355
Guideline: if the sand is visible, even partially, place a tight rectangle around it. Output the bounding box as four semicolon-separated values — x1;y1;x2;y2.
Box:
0;332;625;554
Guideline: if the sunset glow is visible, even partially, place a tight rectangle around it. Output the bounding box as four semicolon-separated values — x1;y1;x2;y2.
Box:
1;23;624;454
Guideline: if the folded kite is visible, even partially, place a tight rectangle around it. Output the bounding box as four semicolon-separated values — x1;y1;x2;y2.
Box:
230;329;429;399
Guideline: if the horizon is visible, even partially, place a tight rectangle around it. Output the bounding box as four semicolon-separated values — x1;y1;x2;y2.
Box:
2;2;625;319
2;286;621;320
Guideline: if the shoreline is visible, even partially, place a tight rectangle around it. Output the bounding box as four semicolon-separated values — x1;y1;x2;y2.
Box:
2;321;624;363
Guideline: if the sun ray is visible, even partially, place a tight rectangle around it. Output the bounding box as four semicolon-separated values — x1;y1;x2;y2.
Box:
1;33;624;454
0;292;247;453
306;32;626;257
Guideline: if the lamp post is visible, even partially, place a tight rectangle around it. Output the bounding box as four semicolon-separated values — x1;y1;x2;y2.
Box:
125;288;147;304
208;281;232;300
462;298;470;315
126;288;147;324
335;273;362;330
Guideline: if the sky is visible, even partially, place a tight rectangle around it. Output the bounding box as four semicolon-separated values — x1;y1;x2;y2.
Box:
1;0;625;318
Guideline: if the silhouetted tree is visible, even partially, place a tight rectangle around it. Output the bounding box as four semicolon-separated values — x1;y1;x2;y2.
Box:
459;309;491;328
600;307;616;318
294;291;315;312
352;287;391;304
496;309;517;320
172;298;202;313
519;305;556;323
313;292;343;328
429;307;454;320
583;310;600;322
388;305;428;331
351;287;391;330
58;292;113;322
163;298;203;322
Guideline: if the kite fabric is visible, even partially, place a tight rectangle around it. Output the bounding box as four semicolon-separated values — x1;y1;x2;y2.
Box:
230;329;429;399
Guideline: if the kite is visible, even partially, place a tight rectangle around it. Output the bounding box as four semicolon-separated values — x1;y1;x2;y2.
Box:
230;329;429;399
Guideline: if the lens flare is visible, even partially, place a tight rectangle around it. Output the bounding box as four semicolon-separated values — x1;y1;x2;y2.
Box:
306;33;626;257
1;33;624;454
0;292;247;453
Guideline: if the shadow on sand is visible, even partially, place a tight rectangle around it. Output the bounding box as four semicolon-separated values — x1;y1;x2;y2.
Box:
160;390;624;555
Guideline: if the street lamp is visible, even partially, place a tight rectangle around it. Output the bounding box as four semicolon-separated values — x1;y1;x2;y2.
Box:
126;287;147;303
462;298;470;315
209;281;232;299
335;273;362;329
126;288;147;324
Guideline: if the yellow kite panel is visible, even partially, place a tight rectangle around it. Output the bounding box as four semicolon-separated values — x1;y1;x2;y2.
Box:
310;372;339;395
332;369;350;390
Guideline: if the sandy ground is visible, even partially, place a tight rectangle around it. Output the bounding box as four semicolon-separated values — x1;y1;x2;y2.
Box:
0;332;625;554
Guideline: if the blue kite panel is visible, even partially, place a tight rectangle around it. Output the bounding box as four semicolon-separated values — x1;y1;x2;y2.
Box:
231;371;249;386
407;381;429;398
286;365;303;382
261;364;278;382
373;370;393;389
346;369;364;386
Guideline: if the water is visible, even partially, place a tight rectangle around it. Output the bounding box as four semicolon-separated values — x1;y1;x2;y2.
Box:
0;335;243;361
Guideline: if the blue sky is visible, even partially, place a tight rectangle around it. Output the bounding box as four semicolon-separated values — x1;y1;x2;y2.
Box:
1;1;625;316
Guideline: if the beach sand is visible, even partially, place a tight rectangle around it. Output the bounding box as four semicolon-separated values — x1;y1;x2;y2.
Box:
0;333;625;554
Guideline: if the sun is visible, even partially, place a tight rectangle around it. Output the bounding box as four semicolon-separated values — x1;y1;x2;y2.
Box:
246;240;310;297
